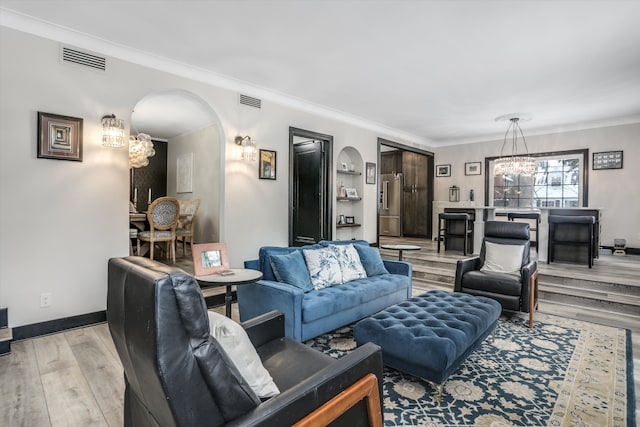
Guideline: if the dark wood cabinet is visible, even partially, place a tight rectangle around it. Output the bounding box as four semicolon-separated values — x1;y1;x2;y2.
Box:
380;151;402;175
402;152;429;236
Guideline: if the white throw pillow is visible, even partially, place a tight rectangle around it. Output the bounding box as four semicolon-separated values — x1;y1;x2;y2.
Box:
480;241;524;275
207;311;280;398
303;247;343;290
329;244;367;282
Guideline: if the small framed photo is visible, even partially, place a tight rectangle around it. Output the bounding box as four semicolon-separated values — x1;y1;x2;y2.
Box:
592;151;623;170
366;162;376;184
259;149;276;179
192;243;230;276
345;216;355;224
465;162;482;176
436;164;451;177
37;112;83;161
345;187;359;198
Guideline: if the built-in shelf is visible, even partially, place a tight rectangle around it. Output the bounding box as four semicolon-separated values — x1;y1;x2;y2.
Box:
337;170;362;176
337;197;361;201
337;224;361;228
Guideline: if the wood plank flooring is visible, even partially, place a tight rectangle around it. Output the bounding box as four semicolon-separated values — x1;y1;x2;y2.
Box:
1;245;638;425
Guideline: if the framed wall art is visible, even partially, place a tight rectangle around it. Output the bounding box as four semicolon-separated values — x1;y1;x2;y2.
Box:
259;149;277;179
192;242;230;276
176;152;193;193
592;151;623;170
465;162;482;176
436;164;451;177
366;162;376;184
37;112;83;161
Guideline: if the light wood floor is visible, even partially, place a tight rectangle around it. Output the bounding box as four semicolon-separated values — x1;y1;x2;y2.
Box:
1;244;638;426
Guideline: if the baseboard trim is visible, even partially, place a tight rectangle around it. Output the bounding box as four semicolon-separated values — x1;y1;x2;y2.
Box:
12;311;106;342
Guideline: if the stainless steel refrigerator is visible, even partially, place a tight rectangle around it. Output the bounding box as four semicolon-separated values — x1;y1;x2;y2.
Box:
380;173;403;236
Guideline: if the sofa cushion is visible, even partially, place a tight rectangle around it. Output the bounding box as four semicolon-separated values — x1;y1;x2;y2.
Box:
258;244;321;281
303;247;343;290
301;274;410;322
269;251;314;292
354;245;389;276
480;241;524;275
329;244;367;282
207;311;280;398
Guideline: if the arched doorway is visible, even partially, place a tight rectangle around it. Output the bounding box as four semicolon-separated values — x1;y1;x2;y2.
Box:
130;89;224;244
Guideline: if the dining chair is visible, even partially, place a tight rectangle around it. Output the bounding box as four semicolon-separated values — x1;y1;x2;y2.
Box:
137;197;180;263
176;198;200;256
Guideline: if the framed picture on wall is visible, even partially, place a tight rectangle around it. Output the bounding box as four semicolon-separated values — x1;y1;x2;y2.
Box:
259;149;277;179
436;164;451;177
465;162;482;176
37;112;83;161
366;162;376;184
592;151;623;170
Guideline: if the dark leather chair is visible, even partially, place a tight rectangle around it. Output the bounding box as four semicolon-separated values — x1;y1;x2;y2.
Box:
454;221;538;328
107;256;384;427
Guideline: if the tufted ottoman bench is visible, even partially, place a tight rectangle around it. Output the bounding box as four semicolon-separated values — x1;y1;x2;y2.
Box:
354;290;501;404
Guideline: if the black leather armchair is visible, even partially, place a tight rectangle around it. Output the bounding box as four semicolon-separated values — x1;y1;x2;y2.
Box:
454;221;538;327
107;256;383;426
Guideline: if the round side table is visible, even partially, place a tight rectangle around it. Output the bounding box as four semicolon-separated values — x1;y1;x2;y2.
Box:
380;244;421;261
196;268;263;318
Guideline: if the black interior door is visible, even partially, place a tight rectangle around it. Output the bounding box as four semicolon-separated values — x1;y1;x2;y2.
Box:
289;128;332;246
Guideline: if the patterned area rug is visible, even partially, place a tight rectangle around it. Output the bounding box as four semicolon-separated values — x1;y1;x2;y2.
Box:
305;312;635;427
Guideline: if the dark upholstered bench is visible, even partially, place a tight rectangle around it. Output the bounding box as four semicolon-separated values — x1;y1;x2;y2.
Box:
354;290;501;404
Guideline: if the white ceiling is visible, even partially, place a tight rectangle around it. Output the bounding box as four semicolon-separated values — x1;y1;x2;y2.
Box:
2;0;640;146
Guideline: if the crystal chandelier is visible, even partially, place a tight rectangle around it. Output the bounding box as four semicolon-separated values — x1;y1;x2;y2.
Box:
129;133;155;168
494;117;536;176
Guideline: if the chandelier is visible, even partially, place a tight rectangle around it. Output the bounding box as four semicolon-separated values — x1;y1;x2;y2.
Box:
494;117;536;176
129;133;155;168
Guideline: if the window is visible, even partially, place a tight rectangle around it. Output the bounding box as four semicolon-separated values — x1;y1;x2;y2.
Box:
486;150;588;209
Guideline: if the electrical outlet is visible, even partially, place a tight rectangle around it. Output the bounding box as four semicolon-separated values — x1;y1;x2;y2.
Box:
40;293;52;308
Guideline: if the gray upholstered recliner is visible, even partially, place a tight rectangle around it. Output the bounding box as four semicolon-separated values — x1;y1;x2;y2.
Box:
454;221;538;327
107;256;383;426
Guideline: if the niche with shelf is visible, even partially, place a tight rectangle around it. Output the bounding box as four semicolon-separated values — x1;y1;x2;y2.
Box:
336;147;363;239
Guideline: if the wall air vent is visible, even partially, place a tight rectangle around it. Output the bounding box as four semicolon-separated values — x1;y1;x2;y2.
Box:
239;94;262;109
61;46;106;71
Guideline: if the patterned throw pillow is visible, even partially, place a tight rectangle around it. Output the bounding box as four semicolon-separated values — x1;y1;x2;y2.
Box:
303;247;343;290
329;244;367;282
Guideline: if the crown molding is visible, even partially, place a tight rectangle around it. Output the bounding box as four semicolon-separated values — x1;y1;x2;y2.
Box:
0;7;431;147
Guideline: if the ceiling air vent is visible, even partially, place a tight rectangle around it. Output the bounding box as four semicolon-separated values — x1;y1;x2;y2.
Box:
61;46;106;71
239;94;262;109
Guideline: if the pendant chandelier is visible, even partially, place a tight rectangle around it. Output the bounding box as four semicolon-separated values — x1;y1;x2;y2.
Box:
129;133;155;168
494;117;536;176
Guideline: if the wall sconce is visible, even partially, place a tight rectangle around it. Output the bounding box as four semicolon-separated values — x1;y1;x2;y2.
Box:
129;133;155;168
235;135;258;161
101;114;125;147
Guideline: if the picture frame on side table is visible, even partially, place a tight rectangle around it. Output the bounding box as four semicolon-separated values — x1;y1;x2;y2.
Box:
193;243;230;276
259;149;277;179
436;164;451;177
465;162;482;176
366;162;376;184
37;112;83;161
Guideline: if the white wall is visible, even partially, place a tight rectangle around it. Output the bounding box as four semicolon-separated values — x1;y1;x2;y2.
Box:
0;27;417;328
434;123;640;247
167;125;221;244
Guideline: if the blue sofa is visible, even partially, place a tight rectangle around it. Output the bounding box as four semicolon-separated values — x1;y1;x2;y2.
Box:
239;240;412;342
